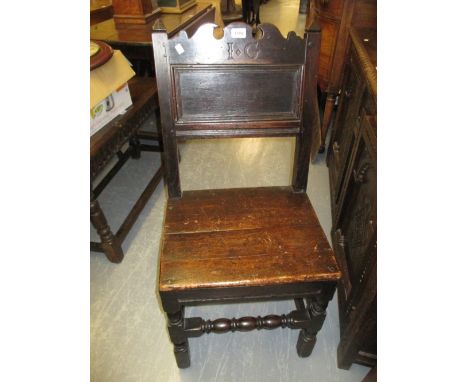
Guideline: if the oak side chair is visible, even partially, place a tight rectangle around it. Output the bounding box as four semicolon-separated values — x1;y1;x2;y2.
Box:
151;20;341;368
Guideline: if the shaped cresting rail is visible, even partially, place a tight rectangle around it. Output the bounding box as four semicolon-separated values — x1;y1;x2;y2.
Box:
151;20;321;65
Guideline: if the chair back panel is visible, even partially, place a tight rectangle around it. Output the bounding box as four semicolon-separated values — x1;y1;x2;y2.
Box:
173;64;303;124
152;21;321;198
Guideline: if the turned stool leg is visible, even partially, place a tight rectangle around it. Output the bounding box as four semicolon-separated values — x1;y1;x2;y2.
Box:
167;308;190;368
90;197;124;263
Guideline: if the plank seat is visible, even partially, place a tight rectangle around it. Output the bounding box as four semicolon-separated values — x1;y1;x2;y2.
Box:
160;186;340;292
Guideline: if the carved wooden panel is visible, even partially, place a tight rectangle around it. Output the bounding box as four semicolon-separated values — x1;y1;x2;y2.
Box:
162;22;307;65
326;26;377;370
173;65;302;123
332;117;376;371
335;119;376;299
153;20;321;196
327;46;366;218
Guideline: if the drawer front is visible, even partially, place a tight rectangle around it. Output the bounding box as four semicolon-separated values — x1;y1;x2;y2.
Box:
315;0;344;18
334;116;376;321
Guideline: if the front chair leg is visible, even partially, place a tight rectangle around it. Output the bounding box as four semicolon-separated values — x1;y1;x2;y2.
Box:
297;328;318;357
295;297;328;357
167;308;191;368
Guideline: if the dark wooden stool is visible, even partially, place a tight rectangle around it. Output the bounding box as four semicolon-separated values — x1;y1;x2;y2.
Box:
152;21;340;367
90;77;163;263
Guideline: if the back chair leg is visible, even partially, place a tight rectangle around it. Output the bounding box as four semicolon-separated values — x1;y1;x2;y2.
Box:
167;307;191;368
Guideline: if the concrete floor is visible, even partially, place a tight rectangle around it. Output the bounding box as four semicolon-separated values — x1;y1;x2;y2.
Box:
91;1;372;380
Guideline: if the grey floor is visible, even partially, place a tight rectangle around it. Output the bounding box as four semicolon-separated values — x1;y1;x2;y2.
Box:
91;1;371;380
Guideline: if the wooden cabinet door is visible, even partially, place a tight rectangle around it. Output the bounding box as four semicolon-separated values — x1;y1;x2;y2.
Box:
333;115;376;326
327;48;366;220
334;115;377;368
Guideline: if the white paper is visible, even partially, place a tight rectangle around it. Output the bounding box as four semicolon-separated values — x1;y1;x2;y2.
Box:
231;28;246;38
175;43;185;55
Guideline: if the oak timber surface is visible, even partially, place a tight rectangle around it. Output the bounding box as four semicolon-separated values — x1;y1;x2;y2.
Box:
160;187;340;291
90;2;214;44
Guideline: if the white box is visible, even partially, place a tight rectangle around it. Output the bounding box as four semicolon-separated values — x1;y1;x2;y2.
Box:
90;83;132;136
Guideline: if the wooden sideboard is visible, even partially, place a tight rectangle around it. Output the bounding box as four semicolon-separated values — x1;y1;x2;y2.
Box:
91;0;114;25
326;27;376;370
90;2;217;75
306;0;376;151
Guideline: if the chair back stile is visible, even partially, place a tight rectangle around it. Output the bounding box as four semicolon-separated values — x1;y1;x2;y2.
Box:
152;20;321;198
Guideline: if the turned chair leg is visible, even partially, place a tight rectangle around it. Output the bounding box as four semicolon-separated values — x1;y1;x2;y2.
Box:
297;328;318;357
295;297;328;357
167;308;191;368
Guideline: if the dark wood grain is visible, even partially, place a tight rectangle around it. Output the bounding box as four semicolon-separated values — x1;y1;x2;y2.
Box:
153;21;339;368
173;65;302;123
325;28;377;368
306;0;376;151
164;186;318;233
160;187;339;291
152;19;182;198
292;23;321;189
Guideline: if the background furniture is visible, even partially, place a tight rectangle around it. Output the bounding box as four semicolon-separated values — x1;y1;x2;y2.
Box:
326;27;376;369
112;0;161;25
152;20;340;368
91;77;163;263
242;0;261;25
90;2;217;75
220;0;243;24
158;0;197;14
299;0;309;14
91;0;114;25
306;0;376;151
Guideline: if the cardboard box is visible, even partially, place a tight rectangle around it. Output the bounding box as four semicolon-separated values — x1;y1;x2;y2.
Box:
90;83;133;136
90;50;135;135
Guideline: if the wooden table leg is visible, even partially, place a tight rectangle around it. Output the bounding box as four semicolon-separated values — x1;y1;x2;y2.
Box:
90;197;124;263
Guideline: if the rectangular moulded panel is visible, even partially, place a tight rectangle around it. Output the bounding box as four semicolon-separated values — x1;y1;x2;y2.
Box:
172;65;303;125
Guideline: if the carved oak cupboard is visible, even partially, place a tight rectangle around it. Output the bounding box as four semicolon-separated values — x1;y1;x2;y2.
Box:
306;0;376;151
326;27;376;370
